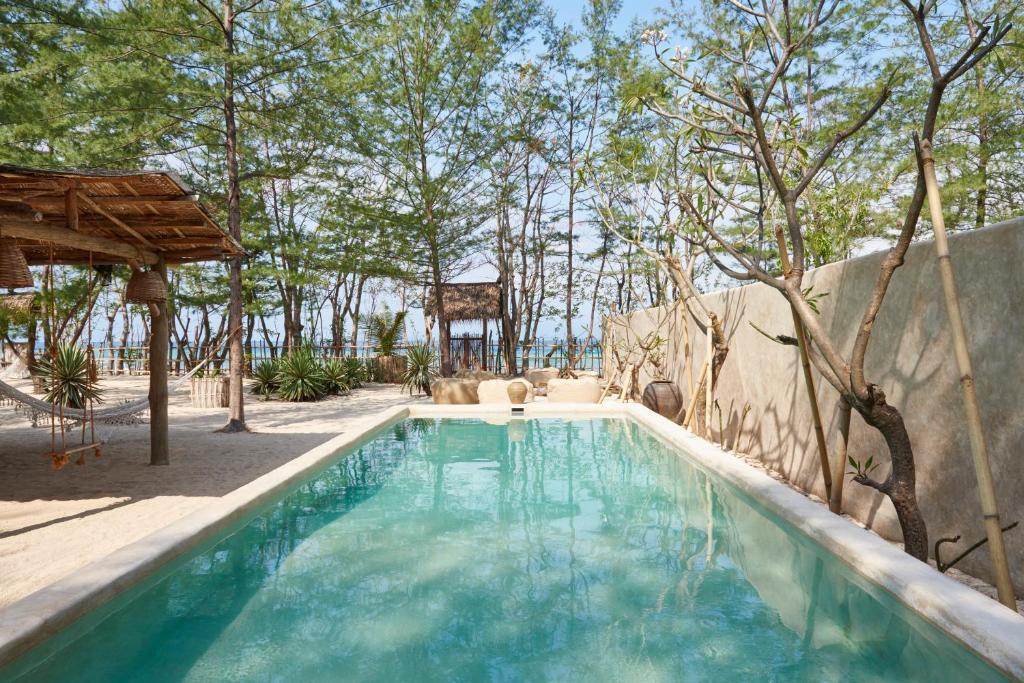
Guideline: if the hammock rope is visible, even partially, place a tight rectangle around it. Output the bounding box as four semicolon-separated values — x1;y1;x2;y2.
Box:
0;349;218;429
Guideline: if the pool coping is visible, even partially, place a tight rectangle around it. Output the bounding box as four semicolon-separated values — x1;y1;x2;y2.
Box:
1;402;1023;679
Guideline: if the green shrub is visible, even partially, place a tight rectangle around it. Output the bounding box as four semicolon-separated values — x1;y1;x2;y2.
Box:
401;344;437;396
342;357;368;389
36;343;102;409
322;358;351;395
251;359;279;398
276;348;329;402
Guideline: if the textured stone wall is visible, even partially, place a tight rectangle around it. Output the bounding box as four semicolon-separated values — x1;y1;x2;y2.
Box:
605;217;1024;590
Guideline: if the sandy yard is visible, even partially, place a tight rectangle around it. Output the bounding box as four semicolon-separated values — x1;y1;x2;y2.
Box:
0;376;424;608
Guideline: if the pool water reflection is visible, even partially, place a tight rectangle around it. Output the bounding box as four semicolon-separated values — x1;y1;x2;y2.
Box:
4;418;1008;682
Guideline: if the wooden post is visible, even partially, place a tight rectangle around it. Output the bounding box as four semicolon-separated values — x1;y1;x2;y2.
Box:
482;318;488;371
829;399;851;514
149;258;170;466
776;227;832;501
704;331;713;438
920;138;1016;610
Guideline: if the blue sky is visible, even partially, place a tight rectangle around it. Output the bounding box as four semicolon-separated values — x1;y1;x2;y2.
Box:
549;0;665;32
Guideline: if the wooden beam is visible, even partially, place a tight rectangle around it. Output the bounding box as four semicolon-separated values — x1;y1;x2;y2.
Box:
154;237;228;247
0;216;160;264
22;194;194;206
76;192;162;252
64;221;211;233
65;188;78;231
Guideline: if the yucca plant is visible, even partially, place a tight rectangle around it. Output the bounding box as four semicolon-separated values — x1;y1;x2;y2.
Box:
322;358;351;395
36;343;102;409
342;357;368;389
401;344;438;396
276;348;329;402
251;359;280;399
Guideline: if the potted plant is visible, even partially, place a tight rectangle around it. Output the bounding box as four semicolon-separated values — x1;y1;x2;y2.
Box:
369;309;407;383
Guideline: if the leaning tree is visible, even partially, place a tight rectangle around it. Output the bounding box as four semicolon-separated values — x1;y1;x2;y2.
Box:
636;0;1009;561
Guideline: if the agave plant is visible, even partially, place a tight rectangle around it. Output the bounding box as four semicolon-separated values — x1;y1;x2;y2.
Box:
251;359;280;399
275;348;329;402
36;343;102;409
369;309;407;357
322;358;351;395
401;344;438;396
342;357;368;389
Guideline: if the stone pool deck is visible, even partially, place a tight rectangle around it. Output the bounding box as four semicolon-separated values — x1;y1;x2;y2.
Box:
0;377;425;608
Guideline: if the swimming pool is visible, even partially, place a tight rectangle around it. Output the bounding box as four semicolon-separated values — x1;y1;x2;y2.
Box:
1;415;1017;681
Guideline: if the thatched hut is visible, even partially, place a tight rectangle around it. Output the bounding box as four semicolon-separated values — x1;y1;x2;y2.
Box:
0;165;242;466
425;282;501;370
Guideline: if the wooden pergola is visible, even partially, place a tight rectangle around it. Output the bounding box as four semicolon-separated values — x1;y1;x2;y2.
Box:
0;165;243;465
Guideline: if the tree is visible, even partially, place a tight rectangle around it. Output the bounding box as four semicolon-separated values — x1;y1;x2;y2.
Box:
487;63;558;375
543;0;621;366
636;0;1009;561
345;0;538;375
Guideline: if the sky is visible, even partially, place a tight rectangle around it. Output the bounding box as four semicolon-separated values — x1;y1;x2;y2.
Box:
549;0;665;31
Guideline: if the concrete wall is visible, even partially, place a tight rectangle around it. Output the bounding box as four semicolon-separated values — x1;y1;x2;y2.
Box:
604;218;1024;590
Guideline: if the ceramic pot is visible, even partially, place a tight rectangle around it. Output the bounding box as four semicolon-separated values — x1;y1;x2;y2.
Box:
642;380;682;420
507;381;528;404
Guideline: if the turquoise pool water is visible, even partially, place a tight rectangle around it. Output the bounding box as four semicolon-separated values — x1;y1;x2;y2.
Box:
3;418;1008;682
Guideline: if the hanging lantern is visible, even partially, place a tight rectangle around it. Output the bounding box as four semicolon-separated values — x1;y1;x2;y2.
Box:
125;270;167;304
0;238;33;289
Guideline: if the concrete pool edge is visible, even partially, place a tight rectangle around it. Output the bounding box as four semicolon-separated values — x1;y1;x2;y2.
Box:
0;404;411;668
1;402;1022;679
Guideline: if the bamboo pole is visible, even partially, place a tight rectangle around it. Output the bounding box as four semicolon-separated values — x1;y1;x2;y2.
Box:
920;138;1016;610
683;312;694;397
829;399;851;514
704;331;713;438
683;360;709;430
776;227;832;502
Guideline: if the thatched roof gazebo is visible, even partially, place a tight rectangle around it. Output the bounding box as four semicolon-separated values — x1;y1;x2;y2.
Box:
426;282;502;371
425;282;501;323
0;165;242;466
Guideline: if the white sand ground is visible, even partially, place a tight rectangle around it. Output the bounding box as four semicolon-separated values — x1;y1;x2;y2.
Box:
0;376;424;608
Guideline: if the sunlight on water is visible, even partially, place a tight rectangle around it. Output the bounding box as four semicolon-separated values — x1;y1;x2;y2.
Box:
3;418;1008;682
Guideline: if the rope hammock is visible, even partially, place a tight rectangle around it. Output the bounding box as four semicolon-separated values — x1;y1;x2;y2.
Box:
0;360;210;429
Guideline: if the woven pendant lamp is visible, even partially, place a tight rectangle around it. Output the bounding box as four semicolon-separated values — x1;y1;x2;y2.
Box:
125;270;167;304
0;238;33;289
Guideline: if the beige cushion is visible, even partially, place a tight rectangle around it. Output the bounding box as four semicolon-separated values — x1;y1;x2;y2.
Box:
524;367;560;388
454;368;497;381
546;377;602;403
431;378;480;404
477;378;535;404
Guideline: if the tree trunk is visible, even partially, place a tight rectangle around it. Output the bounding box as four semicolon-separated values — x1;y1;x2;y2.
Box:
858;397;928;561
432;252;452;376
565;158;575;367
220;1;246;432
